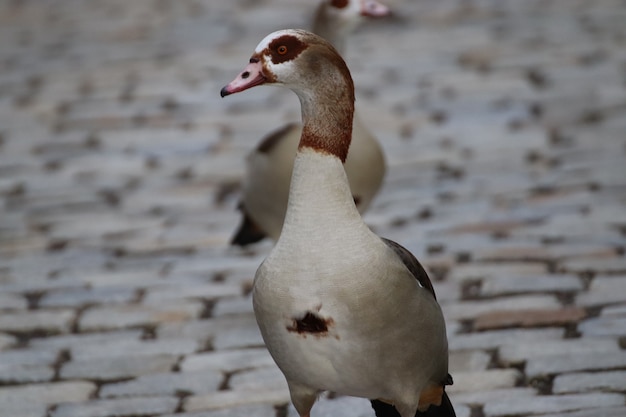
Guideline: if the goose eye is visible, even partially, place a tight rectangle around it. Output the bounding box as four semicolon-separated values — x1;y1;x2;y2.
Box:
277;45;288;55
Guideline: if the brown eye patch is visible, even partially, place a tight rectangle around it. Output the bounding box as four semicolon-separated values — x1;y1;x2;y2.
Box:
330;0;349;9
268;35;308;64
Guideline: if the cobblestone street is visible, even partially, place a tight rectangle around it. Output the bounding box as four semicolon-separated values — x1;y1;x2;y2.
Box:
1;1;625;416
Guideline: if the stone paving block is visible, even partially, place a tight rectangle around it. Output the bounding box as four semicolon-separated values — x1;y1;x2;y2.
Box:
499;338;620;364
449;388;537;407
449;328;564;351
483;393;625;417
157;314;265;349
0;401;47;417
212;296;254;317
543;243;620;261
0;309;74;334
480;274;583;297
184;388;291;412
473;307;587;331
447;369;522;393
211;314;265;350
79;300;205;331
160;403;277;417
142;280;242;304
100;370;223;398
538;407;626;417
601;305;626;316
449;350;492;372
29;329;143;352
578;313;626;337
0;291;27;309
561;258;626;275
71;337;200;360
526;351;626;379
229;366;287;392
39;286;137;308
553;370;626;394
70;269;165;289
0;333;17;350
50;396;179;417
577;275;626;307
60;354;178;381
442;294;560;320
447;263;549;283
170;252;264;278
180;348;275;374
473;244;554;262
0;381;96;411
0;363;54;384
0;347;59;367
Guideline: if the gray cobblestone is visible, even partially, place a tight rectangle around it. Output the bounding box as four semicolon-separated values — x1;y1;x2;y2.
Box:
526;351;626;379
0;310;75;334
100;370;223;398
50;396;179;417
0;381;96;414
0;363;55;384
60;354;178;381
449;328;565;351
180;348;275;374
483;393;625;417
39;286;137;308
538;407;626;417
553;370;626;394
576;275;626;307
0;333;18;350
499;339;621;364
449;350;491;372
0;291;27;309
229;366;287;392
79;301;205;331
184;388;291;412
160;404;277;417
73;337;200;360
480;274;583;296
442;294;560;320
578;314;626;337
448;369;522;393
449;388;537;408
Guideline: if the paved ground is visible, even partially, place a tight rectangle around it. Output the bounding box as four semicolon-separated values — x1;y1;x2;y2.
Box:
1;0;625;416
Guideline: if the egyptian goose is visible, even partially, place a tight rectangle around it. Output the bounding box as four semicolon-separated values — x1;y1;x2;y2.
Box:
231;0;388;245
221;30;455;417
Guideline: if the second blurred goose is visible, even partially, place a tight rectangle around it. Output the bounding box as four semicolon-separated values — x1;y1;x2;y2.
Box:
231;0;388;245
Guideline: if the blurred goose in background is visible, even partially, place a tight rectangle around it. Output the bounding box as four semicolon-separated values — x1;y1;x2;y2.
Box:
231;0;389;246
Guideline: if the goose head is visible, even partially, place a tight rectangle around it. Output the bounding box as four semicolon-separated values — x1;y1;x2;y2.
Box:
221;29;353;102
221;29;355;161
319;0;390;25
314;0;390;52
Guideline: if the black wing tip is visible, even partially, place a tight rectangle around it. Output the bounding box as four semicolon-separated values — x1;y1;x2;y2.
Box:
370;392;456;417
230;212;268;246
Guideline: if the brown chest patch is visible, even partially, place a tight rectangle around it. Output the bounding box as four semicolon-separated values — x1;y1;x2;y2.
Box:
287;312;334;337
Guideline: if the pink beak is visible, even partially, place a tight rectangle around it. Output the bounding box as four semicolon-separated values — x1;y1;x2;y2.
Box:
221;59;267;97
361;0;390;17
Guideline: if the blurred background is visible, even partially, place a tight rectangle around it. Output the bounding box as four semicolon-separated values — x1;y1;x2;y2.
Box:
0;1;625;417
